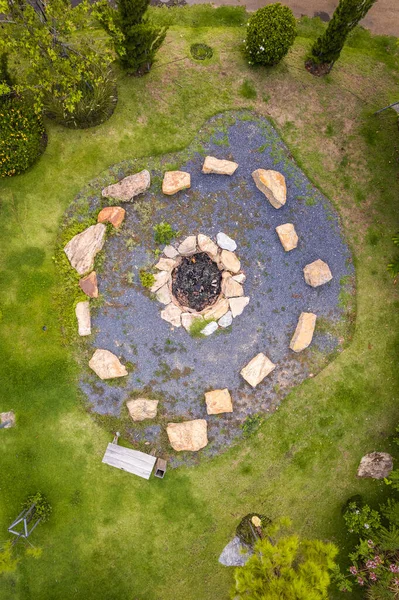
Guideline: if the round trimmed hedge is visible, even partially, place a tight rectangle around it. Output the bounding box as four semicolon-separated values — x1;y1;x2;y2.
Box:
0;95;46;178
245;3;296;66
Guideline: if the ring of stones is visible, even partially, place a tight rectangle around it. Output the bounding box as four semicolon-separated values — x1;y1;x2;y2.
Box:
152;234;249;334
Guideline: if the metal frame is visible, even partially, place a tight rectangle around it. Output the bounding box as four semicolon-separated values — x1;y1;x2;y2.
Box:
8;504;41;540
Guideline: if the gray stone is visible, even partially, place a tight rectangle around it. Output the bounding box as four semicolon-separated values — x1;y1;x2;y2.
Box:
75;301;91;336
197;234;219;259
89;349;128;380
0;411;15;429
229;296;250;318
202;321;218;336
217;232;237;251
156;284;172;305
357;452;394;480
219;537;253;567
163;245;179;259
178;236;197;256
102;170;150;201
64;224;106;275
218;311;233;328
161;303;182;327
150;271;170;293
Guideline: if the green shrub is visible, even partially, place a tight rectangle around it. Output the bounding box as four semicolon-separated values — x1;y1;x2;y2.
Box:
236;513;271;545
139;270;155;288
189;317;214;338
190;43;213;60
241;413;264;437
153;222;176;245
244;3;296;66
22;491;52;523
45;67;117;129
0;95;46;177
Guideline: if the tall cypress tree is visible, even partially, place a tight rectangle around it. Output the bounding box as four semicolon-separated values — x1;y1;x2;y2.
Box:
307;0;377;74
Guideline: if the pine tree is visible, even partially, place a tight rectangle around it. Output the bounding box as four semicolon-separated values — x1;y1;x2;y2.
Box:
96;0;167;75
307;0;377;73
231;518;338;600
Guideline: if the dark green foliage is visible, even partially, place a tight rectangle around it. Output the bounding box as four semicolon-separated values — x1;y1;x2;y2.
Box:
244;3;296;66
22;492;52;523
241;413;264;437
139;270;155;288
96;0;167;74
190;43;213;60
44;67;117;129
0;95;45;178
232;518;338;599
188;317;214;338
239;79;257;99
0;53;13;89
153;221;176;245
236;513;271;546
309;0;377;68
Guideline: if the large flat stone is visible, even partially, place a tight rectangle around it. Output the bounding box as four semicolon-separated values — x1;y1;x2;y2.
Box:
202;156;238;175
97;206;126;228
218;311;233;328
79;271;98;298
276;223;298;251
219;536;252;567
217;232;237;251
89;349;128;380
102;170;150;201
222;276;244;298
75;301;91;336
229;296;250;318
64;223;106;275
163;245;179;259
166;420;208;451
205;389;233;414
161;303;182;327
289;312;317;353
357;452;394;480
202;297;229;320
178;236;197;256
220;250;240;273
197;234;218;259
150;271;170;293
303;259;333;287
155;258;177;272
240;353;276;388
156;284;172;305
202;321;218;336
162;171;191;195
126;398;158;421
252;169;286;209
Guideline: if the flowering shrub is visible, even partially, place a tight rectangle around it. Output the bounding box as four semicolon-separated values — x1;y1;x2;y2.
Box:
0;95;45;177
244;3;296;67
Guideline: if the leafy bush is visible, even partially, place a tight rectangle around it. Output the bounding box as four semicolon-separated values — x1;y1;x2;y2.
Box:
241;413;264;437
153;222;176;245
139;270;155;288
22;492;52;523
45;67;117;129
244;3;296;66
0;95;46;178
344;501;381;535
236;513;271;546
190;43;213;60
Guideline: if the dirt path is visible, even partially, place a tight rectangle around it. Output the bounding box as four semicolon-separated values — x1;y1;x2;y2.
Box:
186;0;399;37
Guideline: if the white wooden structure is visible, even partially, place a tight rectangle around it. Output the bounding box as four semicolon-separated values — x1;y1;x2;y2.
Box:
102;443;156;480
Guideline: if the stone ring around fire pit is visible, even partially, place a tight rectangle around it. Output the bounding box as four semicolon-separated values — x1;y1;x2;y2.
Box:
150;233;249;335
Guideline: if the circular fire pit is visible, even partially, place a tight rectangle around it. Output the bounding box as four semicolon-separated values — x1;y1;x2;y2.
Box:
152;233;249;334
172;252;222;312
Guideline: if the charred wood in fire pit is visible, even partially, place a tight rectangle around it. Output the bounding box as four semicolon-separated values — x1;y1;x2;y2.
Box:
172;252;222;312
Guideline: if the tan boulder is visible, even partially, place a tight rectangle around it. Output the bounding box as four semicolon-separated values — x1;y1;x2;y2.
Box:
205;389;233;415
126;398;158;422
150;270;170;293
197;234;219;259
156;284;172;305
276;223;298;251
161;303;182;327
79;271;98;298
202;156;238;175
75;301;91;336
155;258;177;272
102;170;150;201
222;276;244;298
357;452;394;480
178;236;197;256
89;349;128;380
290;312;317;353
220;250;241;273
163;245;179;259
229;296;250;318
64;223;106;275
303;259;333;287
252;169;286;209
240;353;276;388
97;206;126;228
232;273;246;284
181;313;203;332
166;420;208;451
202;297;229;320
162;171;191;195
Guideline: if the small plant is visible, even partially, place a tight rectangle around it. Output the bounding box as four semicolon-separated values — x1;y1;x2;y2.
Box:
139;270;155;288
344;501;381;535
22;492;52;523
244;3;296;66
26;546;43;559
153;222;177;245
190;43;213;60
241;413;264;437
0;541;19;574
189;317;214;338
239;79;257;100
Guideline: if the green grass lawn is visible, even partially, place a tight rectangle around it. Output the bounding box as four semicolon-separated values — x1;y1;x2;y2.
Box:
0;9;399;599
